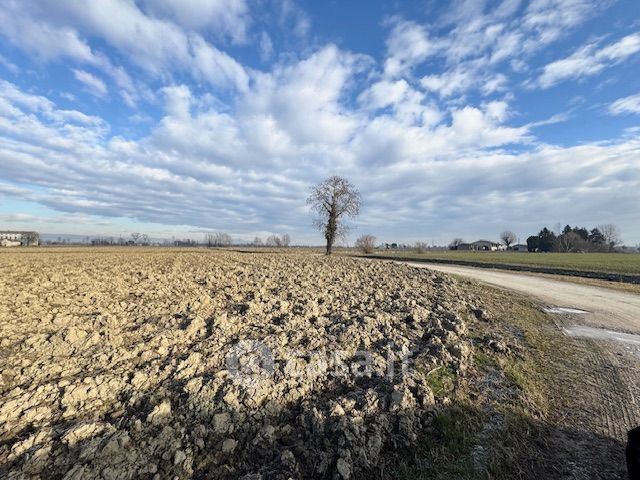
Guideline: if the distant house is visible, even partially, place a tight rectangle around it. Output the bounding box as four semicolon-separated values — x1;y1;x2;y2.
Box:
511;244;528;252
457;243;473;250
0;231;39;247
471;240;503;251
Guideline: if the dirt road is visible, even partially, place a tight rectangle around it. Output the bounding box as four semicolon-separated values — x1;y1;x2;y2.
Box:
395;260;640;478
401;262;640;335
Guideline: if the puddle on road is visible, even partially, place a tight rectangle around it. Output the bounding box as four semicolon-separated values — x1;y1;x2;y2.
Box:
543;307;589;314
563;326;640;345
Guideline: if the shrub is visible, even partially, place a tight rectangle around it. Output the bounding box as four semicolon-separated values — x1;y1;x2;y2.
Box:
355;234;376;254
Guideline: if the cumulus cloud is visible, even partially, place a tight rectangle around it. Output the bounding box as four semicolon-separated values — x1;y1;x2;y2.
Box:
240;45;368;146
421;69;474;97
384;18;440;77
537;33;640;88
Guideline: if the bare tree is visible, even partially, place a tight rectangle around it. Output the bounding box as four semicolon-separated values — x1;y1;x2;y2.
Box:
265;234;290;247
558;231;583;252
208;232;232;247
131;232;141;245
266;235;279;247
252;236;264;247
500;230;517;248
355;234;376;254
449;238;465;250
307;176;361;255
219;233;232;247
140;234;150;246
598;224;622;251
205;233;215;247
415;241;428;253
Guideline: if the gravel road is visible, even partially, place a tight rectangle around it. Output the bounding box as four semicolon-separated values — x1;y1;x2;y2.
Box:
400;262;640;335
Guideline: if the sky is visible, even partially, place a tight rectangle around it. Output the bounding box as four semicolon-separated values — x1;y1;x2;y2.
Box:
0;0;639;246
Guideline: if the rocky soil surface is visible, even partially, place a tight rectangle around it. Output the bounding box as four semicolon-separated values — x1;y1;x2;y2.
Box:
0;249;482;479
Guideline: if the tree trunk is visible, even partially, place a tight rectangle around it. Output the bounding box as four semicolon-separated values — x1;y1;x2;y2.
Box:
325;204;337;255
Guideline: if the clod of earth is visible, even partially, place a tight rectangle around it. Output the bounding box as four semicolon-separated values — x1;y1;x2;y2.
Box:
0;250;482;479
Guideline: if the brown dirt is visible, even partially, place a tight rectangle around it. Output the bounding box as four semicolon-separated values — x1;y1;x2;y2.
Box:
0;249;481;479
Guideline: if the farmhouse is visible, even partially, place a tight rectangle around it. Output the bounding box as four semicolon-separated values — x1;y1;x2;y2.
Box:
470;240;503;251
0;231;40;247
452;240;503;251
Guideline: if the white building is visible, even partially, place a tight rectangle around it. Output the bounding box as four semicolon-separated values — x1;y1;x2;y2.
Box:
470;240;503;251
0;231;40;247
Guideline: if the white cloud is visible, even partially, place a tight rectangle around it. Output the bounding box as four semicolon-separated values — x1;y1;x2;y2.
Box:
358;80;411;110
1;73;639;243
0;7;97;64
161;85;192;118
522;0;600;48
538;33;640;88
190;35;250;91
380;0;604;99
421;69;474;97
240;45;368;146
0;80;105;126
0;0;250;92
0;53;19;74
259;31;274;62
73;69;108;97
140;0;250;43
609;93;640;115
358;80;441;127
277;0;311;39
384;18;439;77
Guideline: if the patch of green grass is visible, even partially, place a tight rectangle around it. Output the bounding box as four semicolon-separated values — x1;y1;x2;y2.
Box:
370;250;640;275
394;402;486;480
422;365;457;395
473;351;498;370
434;404;485;456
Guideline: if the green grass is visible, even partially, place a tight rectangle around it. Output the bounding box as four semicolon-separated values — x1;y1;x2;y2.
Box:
371;250;640;275
422;365;457;395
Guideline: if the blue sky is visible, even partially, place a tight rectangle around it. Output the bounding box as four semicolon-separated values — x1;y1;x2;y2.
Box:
0;0;639;245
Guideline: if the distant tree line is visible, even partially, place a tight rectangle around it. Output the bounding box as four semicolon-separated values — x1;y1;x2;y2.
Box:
205;232;232;247
248;234;291;247
526;224;622;252
81;231;293;248
202;232;293;248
